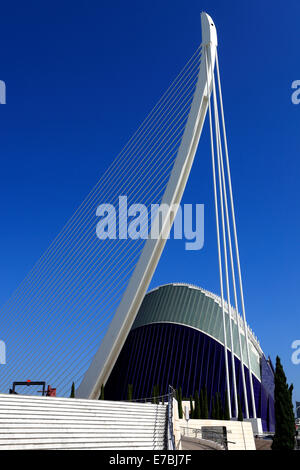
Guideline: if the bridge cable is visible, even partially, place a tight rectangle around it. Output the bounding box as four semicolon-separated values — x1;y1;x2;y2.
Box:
215;50;257;419
205;45;232;418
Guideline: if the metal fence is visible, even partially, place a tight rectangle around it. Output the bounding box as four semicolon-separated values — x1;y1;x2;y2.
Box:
180;425;232;450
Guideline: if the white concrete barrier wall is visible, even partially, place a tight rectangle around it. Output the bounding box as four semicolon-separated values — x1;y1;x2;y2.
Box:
0;394;167;450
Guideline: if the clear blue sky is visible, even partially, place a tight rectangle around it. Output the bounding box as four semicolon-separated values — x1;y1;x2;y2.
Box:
0;0;299;400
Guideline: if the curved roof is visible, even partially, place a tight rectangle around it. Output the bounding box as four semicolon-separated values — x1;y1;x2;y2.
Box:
132;283;262;379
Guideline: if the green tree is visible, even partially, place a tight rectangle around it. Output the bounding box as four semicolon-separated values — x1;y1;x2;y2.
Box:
70;382;75;398
237;396;243;421
177;387;183;419
272;356;295;450
99;384;105;400
224;390;230;420
202;388;209;419
200;389;204;419
211;396;216;419
194;391;201;419
289;384;293;401
152;384;159;404
127;384;133;402
214;393;220;420
217;393;223;420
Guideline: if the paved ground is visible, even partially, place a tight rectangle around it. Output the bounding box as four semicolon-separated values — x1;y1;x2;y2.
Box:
181;436;224;450
255;438;272;450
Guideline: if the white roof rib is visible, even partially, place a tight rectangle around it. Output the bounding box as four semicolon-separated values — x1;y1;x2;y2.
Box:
147;282;262;356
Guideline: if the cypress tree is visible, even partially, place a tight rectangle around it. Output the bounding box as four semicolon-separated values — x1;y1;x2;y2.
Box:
217;393;223;420
289;384;294;401
152;385;156;404
70;382;75;398
224;390;230;420
237;396;243;421
127;384;133;402
215;393;220;420
194;391;201;419
211;396;216;419
189;396;194;419
99;384;105;400
177;387;183;419
272;356;295;450
200;389;204;419
202;388;209;419
152;384;160;404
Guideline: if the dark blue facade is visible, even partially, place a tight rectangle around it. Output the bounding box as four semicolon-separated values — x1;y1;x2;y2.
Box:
105;322;275;431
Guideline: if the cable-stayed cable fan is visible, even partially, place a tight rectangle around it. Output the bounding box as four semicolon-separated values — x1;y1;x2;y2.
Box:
77;12;218;399
0;12;257;421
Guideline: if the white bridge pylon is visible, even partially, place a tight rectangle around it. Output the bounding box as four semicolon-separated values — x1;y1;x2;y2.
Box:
77;12;257;421
76;12;217;399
